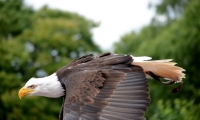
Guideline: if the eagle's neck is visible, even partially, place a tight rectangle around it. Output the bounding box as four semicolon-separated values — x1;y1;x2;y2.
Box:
31;73;65;98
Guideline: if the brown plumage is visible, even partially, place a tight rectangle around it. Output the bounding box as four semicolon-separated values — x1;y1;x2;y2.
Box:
56;53;185;120
56;53;150;120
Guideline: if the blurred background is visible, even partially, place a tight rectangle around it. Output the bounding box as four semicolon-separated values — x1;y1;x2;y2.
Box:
0;0;199;119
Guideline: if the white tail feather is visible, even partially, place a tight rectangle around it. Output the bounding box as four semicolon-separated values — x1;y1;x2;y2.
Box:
132;58;185;81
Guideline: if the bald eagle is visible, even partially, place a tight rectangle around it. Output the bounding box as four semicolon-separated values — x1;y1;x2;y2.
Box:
18;53;185;120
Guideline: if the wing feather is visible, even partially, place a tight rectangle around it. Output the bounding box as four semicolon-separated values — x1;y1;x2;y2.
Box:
59;53;150;120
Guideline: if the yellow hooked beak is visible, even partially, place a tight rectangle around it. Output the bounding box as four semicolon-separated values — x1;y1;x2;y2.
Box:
18;87;34;99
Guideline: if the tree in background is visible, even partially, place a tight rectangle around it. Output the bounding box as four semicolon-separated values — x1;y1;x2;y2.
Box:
115;0;200;119
0;0;33;39
0;0;100;120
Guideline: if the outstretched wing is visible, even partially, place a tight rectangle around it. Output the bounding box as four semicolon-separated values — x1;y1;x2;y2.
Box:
62;69;149;120
58;53;150;120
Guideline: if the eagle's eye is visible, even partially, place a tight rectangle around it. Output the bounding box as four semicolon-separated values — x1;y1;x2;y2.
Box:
28;85;36;89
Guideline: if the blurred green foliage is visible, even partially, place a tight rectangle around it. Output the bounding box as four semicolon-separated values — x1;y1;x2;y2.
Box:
0;0;100;119
0;0;33;39
115;0;200;119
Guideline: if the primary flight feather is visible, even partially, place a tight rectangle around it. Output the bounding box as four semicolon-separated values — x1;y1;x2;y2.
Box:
18;52;185;120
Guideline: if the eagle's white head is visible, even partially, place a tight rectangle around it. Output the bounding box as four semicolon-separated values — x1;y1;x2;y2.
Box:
18;73;65;99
